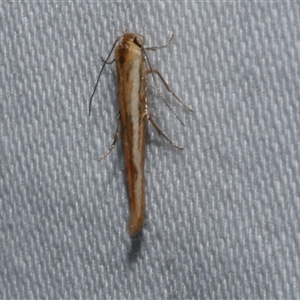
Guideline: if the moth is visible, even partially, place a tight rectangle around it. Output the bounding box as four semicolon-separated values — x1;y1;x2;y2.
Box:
89;32;192;235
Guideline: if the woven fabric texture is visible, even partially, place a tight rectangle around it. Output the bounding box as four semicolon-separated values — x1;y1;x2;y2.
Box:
1;2;299;299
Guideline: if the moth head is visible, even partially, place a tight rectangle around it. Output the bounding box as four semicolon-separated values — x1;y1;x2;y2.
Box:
122;32;146;48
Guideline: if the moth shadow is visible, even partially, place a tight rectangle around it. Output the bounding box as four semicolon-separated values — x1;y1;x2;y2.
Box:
128;230;144;262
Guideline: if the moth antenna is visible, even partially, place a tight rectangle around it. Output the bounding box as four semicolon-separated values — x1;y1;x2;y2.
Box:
89;37;120;116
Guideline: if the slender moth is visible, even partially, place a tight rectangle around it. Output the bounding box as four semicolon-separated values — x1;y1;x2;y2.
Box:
89;32;192;235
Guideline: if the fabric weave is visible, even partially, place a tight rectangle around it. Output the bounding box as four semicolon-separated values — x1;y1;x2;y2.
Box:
1;2;299;299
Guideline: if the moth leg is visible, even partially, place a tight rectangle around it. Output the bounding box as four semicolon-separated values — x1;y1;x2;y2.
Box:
99;114;121;161
145;34;174;51
147;83;185;126
101;56;115;65
147;68;193;112
148;115;183;150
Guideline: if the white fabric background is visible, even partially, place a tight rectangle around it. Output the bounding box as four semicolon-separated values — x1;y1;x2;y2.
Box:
1;2;299;299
